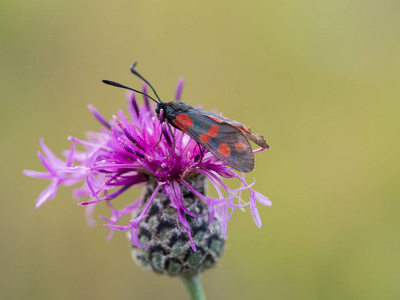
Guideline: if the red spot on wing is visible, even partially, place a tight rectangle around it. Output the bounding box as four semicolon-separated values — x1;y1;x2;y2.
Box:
241;127;251;134
172;119;188;133
208;125;220;137
218;143;231;157
176;114;193;127
234;142;247;152
199;134;211;143
209;116;223;123
234;124;251;134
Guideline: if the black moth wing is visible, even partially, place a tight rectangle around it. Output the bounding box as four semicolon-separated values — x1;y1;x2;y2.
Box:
188;106;270;149
171;106;255;172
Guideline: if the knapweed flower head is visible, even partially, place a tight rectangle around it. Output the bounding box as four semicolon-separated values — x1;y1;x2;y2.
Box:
24;77;271;275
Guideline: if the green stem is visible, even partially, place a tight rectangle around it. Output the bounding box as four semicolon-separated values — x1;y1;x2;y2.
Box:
182;275;206;300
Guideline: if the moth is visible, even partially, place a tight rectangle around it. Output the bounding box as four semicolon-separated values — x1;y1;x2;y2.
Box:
103;63;269;172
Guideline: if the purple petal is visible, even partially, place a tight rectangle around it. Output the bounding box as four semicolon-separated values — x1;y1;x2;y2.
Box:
37;151;57;176
178;208;196;251
129;214;150;248
127;184;161;247
102;183;135;200
66;143;76;167
250;200;262;228
178;178;234;205
253;148;266;154
88;104;111;129
216;205;228;238
129;92;139;117
175;77;184;101
35;181;59;209
254;191;272;206
23;170;53;180
103;223;134;231
39;139;64;167
85;203;98;227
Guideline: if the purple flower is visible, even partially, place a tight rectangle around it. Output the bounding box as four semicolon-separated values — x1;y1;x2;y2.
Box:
24;79;271;252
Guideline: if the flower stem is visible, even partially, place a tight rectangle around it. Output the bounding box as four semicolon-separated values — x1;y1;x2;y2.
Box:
182;275;206;300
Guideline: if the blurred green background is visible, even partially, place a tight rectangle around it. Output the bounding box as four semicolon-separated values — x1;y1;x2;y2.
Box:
2;0;400;299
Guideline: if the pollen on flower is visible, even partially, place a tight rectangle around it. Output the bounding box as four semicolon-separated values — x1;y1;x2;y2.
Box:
24;76;271;260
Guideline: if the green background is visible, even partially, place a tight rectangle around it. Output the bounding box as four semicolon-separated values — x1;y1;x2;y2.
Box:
2;1;400;299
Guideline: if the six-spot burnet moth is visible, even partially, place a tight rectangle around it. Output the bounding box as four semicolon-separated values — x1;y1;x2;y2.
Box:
102;63;269;172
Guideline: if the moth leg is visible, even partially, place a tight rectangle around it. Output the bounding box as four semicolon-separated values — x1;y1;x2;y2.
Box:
155;129;164;148
196;142;204;167
167;122;176;159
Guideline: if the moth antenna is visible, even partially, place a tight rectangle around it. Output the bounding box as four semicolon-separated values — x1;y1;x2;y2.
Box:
130;62;162;102
102;80;160;104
